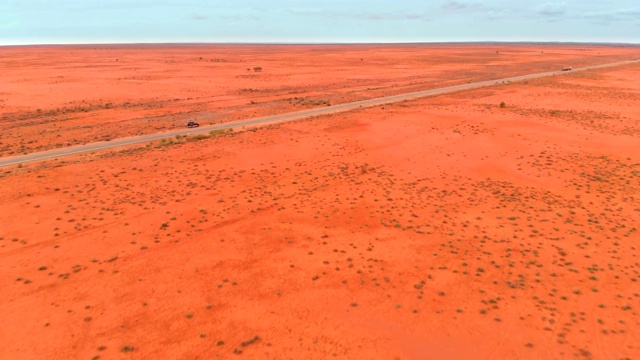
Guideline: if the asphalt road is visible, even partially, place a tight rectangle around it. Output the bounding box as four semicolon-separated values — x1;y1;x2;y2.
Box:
1;59;638;168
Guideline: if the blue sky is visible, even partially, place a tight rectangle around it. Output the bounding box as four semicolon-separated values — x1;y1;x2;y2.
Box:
1;0;639;45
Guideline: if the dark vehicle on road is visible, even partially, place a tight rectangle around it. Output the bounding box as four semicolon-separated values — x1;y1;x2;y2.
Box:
187;121;200;128
562;67;573;71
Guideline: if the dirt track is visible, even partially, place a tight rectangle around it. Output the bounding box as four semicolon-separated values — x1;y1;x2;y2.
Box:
1;58;637;168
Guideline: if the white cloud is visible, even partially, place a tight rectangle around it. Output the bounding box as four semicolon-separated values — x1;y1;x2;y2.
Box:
537;2;566;17
581;7;640;22
441;0;484;12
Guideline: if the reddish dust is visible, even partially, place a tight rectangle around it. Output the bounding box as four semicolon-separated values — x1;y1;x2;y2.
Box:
1;44;638;155
1;46;640;359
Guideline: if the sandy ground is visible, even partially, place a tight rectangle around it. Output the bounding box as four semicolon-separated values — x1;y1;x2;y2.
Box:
1;45;640;359
1;44;639;156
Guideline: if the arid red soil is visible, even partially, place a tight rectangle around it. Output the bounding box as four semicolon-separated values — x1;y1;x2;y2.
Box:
1;45;640;359
1;44;639;156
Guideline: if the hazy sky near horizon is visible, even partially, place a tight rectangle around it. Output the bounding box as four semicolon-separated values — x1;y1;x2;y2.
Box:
1;0;639;45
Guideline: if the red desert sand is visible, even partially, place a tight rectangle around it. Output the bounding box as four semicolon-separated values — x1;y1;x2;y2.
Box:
1;44;640;359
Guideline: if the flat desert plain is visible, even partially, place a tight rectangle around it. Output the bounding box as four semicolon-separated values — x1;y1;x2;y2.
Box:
1;44;639;156
1;45;640;360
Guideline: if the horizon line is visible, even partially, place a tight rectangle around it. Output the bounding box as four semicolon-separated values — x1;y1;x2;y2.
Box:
2;40;640;48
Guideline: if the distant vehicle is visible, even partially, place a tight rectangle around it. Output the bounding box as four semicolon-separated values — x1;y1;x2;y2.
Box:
187;121;200;128
561;67;573;71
